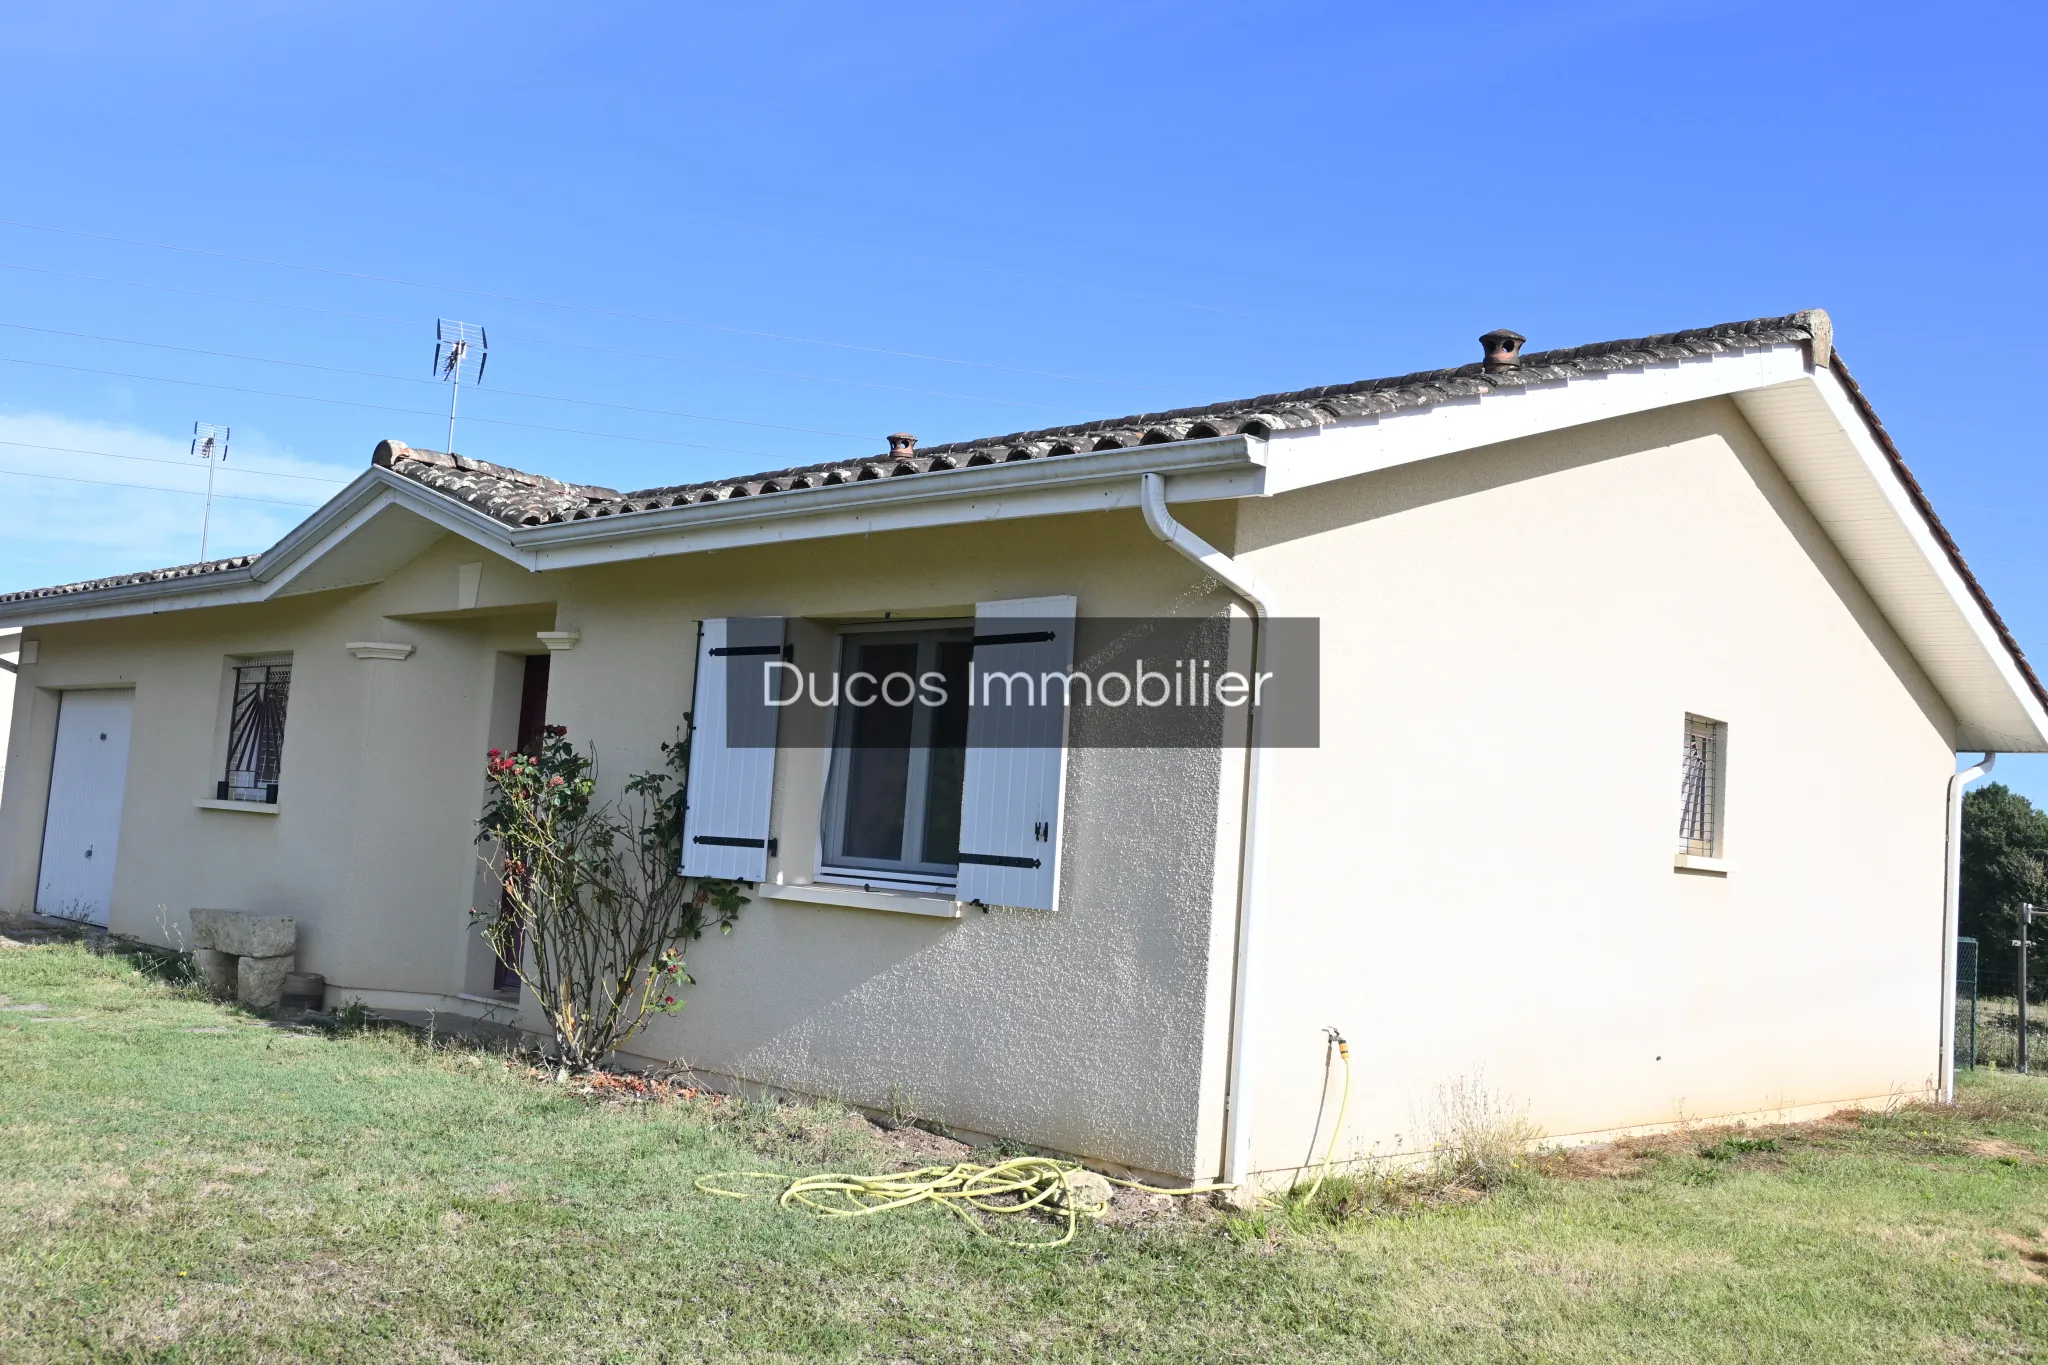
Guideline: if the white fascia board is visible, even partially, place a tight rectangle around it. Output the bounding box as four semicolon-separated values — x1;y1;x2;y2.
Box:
1741;370;2048;751
0;469;527;629
0;566;266;629
1258;344;1812;496
0;440;1260;626
255;469;523;589
257;484;527;599
1251;342;2044;751
513;435;1263;571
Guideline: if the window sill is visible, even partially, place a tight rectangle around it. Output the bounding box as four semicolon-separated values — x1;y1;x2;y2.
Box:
763;881;962;919
195;799;280;816
1674;854;1733;876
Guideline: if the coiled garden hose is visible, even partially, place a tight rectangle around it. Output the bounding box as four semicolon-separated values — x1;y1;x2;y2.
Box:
1302;1026;1351;1205
697;1156;1233;1249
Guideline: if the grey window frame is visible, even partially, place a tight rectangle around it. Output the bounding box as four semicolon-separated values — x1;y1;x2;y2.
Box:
817;621;971;891
221;656;292;804
1678;714;1726;857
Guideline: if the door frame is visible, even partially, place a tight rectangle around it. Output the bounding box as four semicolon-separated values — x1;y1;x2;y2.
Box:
34;686;137;927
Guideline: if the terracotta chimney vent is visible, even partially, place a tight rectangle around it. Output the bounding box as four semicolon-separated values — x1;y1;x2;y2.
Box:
887;432;918;457
1479;329;1526;373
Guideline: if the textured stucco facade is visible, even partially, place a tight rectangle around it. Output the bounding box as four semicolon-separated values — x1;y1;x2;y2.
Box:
0;394;1997;1183
1226;397;1958;1179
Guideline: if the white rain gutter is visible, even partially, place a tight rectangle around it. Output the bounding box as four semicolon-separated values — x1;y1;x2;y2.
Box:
1941;752;1995;1101
1139;471;1276;1192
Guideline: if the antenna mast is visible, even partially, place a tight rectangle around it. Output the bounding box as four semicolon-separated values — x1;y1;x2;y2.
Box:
433;319;488;454
191;422;230;560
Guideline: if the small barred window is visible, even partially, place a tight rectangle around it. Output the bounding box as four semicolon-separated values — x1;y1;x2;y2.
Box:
1678;715;1725;857
223;661;291;803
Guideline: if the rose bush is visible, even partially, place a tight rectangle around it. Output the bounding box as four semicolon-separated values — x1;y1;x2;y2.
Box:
475;723;746;1071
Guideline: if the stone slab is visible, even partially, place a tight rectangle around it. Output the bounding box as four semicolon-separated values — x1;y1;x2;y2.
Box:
190;909;296;958
235;953;296;1009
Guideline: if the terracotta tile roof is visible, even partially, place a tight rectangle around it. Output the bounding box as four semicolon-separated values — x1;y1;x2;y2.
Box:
377;311;1830;529
367;443;621;525
0;554;259;605
9;310;2038;723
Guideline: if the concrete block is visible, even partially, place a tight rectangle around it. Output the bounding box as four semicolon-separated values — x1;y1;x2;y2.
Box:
191;909;296;958
192;948;236;998
235;953;296;1009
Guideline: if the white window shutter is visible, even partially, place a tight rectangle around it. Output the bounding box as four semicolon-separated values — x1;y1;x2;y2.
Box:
955;595;1077;911
679;617;785;881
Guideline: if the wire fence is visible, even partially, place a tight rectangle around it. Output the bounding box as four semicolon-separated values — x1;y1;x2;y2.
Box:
1957;934;2047;1072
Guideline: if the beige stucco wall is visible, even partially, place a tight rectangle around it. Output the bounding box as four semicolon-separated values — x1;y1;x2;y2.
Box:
0;513;1245;1180
533;512;1243;1179
1231;396;1958;1180
0;393;1967;1185
0;544;556;999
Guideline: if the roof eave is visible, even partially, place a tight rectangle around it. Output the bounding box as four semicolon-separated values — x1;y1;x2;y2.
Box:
508;433;1264;568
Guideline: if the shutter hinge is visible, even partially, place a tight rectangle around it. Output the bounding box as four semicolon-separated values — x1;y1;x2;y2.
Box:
958;852;1041;869
970;630;1057;648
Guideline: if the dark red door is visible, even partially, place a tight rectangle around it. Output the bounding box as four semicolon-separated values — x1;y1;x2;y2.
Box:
494;654;551;992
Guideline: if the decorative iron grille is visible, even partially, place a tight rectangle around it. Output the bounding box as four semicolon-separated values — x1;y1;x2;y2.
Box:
1678;714;1723;856
223;662;291;802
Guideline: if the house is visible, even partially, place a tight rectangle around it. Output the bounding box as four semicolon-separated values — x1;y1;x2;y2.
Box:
1;311;2038;1190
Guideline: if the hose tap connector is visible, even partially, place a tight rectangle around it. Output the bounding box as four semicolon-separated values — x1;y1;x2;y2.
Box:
1323;1025;1350;1061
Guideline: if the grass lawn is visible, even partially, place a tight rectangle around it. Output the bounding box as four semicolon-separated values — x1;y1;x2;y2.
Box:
5;944;2048;1363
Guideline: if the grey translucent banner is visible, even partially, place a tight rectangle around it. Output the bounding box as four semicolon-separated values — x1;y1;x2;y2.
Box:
722;614;1319;749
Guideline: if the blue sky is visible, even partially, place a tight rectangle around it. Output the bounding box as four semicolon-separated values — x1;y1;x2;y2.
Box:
3;1;2045;794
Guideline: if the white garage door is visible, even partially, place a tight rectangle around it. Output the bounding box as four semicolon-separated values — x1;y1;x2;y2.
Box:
36;689;135;926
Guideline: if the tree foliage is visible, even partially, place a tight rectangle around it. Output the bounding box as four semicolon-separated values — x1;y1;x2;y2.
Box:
1960;781;2048;1001
474;725;746;1071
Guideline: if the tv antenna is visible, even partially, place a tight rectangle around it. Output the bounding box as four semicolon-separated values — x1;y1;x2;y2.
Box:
191;422;230;560
433;319;488;455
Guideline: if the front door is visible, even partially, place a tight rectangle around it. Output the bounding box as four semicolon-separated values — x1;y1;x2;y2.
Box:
493;655;550;991
36;688;135;926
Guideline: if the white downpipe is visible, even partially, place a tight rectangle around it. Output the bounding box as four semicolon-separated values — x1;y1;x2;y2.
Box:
1139;471;1277;1191
1941;752;1995;1102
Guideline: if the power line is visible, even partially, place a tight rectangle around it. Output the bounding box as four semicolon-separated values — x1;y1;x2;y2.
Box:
0;319;880;441
0;437;348;484
0;218;1212;398
0;354;807;462
502;332;1084;413
0;261;428;329
0;260;1116;413
672;209;1293;325
0;464;321;508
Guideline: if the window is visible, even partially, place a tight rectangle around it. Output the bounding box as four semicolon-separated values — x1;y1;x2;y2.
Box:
1677;714;1725;857
221;659;291;803
818;624;973;889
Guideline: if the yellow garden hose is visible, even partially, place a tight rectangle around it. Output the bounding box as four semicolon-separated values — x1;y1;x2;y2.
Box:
697;1156;1233;1249
1301;1027;1351;1206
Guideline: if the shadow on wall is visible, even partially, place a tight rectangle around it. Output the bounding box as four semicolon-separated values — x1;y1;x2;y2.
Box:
0;630;17;802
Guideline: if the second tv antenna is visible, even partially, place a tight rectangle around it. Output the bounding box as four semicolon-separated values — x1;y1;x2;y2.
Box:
433;319;488;454
192;422;230;560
